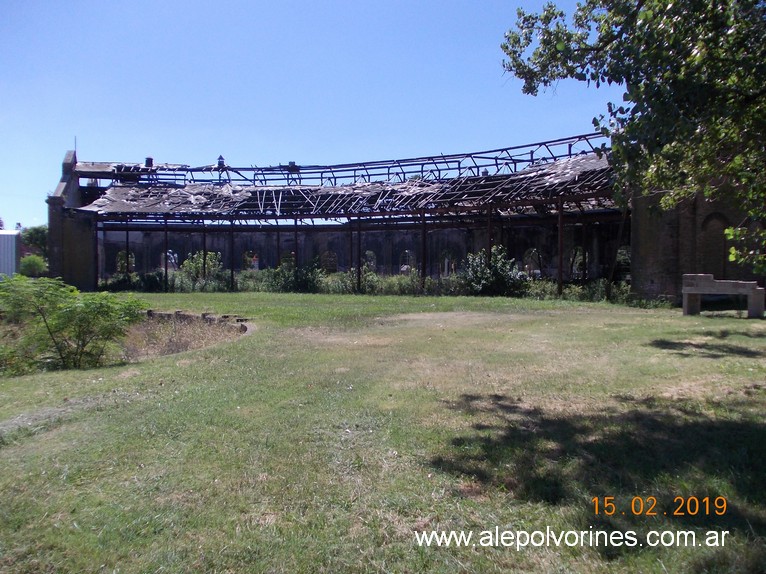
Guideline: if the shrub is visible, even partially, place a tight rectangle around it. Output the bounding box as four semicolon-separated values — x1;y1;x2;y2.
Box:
99;272;141;292
264;256;324;293
462;246;529;297
525;279;560;300
236;269;272;292
0;276;146;374
139;270;166;292
318;272;355;294
178;251;227;291
375;270;424;296
18;254;48;277
430;274;470;296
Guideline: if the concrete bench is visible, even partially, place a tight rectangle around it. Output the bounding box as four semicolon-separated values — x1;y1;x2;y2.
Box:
682;274;764;319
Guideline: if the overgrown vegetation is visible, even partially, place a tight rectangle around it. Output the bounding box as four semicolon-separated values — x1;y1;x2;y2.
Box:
0;276;145;374
463;245;529;296
99;247;652;305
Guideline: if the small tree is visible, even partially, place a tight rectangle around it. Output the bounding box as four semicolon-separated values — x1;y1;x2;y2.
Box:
21;225;48;259
0;276;145;373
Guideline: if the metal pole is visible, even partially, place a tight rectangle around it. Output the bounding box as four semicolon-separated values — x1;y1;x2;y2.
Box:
202;222;207;279
486;207;493;265
294;218;299;267
356;216;362;292
348;219;353;275
582;224;588;285
420;210;427;288
125;225;130;273
93;219;100;291
229;218;235;291
557;198;564;296
163;217;169;293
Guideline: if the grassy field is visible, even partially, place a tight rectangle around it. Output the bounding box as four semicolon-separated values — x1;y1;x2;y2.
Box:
0;293;764;573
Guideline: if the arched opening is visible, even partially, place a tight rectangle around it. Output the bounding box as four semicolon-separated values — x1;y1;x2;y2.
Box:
700;213;730;279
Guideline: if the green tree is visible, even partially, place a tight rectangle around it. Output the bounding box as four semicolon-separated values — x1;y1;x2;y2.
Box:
21;225;48;259
501;0;766;272
0;276;145;373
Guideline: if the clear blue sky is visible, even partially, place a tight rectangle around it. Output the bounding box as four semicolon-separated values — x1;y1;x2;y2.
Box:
0;0;623;229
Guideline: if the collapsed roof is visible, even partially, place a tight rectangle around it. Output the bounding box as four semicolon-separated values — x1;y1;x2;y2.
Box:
75;133;616;222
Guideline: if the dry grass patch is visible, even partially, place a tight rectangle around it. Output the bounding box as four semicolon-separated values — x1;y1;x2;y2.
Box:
122;316;246;360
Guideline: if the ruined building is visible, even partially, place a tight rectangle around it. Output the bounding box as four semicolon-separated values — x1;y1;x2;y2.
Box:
47;133;763;299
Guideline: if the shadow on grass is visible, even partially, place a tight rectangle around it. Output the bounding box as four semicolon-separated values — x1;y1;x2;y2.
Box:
649;338;765;358
431;392;766;566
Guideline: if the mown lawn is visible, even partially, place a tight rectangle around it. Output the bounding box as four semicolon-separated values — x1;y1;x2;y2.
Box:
1;293;764;573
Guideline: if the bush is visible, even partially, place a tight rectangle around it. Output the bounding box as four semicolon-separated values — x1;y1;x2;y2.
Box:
0;276;146;374
375;270;424;295
318;272;356;294
428;274;470;296
263;256;324;293
99;272;141;292
178;251;227;291
236;269;272;292
18;255;48;277
525;279;561;300
462;246;529;297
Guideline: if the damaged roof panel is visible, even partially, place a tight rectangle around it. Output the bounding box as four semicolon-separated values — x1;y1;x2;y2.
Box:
77;144;615;220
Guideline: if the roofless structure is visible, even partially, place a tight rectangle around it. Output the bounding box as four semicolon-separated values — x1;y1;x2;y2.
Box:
49;133;630;292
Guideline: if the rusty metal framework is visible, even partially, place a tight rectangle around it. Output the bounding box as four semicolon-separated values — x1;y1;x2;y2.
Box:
76;133;615;226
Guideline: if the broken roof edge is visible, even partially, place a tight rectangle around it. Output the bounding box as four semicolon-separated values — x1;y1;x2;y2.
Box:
72;132;610;185
75;153;615;220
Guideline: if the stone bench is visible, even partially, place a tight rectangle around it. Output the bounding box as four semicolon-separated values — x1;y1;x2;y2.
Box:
682;274;765;319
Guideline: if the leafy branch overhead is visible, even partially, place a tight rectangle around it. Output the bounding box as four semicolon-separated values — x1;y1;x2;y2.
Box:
502;0;766;272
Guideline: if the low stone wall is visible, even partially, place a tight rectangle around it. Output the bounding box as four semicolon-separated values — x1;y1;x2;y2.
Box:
146;309;251;333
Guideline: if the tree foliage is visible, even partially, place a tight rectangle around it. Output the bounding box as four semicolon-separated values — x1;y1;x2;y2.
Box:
0;276;146;373
18;254;48;277
180;251;223;282
464;245;529;297
21;225;48;260
502;0;766;272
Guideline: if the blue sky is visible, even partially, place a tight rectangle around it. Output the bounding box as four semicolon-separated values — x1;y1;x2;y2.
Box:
0;0;623;228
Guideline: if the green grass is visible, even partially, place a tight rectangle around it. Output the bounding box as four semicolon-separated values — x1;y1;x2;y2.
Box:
1;293;764;573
